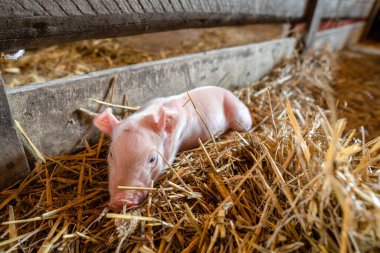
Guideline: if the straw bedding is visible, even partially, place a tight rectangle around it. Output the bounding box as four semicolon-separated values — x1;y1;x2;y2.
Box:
1;49;380;252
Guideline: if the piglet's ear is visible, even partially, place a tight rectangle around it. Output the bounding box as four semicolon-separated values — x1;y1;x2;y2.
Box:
164;108;179;134
140;106;179;134
93;108;120;136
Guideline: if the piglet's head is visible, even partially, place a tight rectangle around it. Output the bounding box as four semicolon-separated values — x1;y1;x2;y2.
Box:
94;107;178;212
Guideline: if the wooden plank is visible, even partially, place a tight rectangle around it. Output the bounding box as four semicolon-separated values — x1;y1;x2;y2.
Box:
7;38;296;156
0;74;29;189
0;0;374;52
0;0;306;51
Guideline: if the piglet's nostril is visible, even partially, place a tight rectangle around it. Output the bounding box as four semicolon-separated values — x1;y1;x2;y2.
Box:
108;202;121;212
109;199;140;212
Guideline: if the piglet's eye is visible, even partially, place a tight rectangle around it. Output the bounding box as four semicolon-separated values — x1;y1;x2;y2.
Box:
148;153;158;166
109;152;113;158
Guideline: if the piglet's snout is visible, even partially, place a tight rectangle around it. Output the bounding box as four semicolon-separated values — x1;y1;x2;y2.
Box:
108;190;147;212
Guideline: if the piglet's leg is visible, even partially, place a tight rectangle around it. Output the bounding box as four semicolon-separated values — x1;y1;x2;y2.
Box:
224;92;252;131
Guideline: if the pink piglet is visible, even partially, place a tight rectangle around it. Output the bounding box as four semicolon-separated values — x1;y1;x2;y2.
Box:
93;86;252;212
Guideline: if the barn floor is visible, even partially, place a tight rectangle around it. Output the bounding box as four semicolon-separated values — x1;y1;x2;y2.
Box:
0;46;379;252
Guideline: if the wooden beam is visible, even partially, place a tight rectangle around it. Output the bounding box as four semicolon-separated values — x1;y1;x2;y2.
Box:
0;0;306;51
360;0;380;40
0;74;29;189
7;38;296;156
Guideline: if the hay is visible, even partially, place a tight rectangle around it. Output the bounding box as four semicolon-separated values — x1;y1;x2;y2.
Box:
1;49;380;252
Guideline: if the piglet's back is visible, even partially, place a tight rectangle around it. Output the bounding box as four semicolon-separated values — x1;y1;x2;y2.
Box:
164;86;252;150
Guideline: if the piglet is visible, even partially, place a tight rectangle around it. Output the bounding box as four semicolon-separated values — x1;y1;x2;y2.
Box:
93;86;252;212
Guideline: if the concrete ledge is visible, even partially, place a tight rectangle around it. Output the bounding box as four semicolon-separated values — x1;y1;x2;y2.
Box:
7;38;296;156
312;22;365;51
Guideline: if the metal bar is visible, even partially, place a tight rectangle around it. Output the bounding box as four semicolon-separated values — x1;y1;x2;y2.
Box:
303;0;325;49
